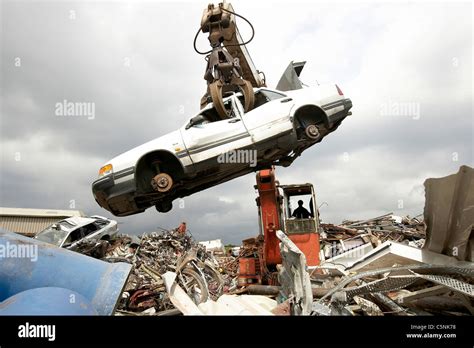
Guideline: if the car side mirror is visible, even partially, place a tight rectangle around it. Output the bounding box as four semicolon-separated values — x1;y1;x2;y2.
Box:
186;115;206;130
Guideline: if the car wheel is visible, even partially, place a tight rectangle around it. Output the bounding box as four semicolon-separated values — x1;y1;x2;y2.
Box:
155;201;173;213
305;124;320;140
151;173;173;192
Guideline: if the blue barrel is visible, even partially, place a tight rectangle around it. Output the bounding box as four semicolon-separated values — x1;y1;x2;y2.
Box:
0;229;132;315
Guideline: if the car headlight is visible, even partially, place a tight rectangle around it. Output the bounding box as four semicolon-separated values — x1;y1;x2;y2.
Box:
99;164;113;177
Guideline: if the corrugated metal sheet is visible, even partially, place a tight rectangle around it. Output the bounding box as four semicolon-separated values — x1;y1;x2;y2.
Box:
0;207;85;236
0;207;84;217
0;216;68;236
423;165;474;261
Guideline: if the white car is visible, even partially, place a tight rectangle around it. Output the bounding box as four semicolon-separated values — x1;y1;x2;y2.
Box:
92;85;352;216
34;215;118;249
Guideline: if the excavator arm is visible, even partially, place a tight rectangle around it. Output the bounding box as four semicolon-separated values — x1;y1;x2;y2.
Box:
196;2;265;119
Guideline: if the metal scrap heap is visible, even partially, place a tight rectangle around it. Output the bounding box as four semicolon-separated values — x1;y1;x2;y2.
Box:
339;213;425;244
94;229;225;315
320;213;426;261
310;213;473;315
310;263;474;316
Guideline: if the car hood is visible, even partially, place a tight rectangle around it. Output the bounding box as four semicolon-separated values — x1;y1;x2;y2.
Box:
103;130;182;172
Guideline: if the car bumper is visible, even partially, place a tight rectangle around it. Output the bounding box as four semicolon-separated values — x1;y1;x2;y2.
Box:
329;98;352;125
92;172;142;216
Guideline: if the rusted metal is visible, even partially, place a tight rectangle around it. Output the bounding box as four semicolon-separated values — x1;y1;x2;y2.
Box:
151;173;173;193
69;226;226;315
277;230;313;315
423;165;474;261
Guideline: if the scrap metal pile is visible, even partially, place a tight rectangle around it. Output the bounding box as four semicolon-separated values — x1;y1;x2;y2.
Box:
72;212;472;316
310;264;474;316
340;213;426;245
320;212;426;260
311;210;473;315
71;167;473;316
78;229;228;315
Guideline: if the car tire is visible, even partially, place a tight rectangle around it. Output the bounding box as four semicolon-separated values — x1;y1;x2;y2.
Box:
151;173;173;192
305;124;321;140
155;201;173;213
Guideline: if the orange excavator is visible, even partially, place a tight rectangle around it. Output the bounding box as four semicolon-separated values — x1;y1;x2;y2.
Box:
238;167;321;286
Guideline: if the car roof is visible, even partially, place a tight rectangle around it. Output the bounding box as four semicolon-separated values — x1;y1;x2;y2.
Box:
57;216;97;231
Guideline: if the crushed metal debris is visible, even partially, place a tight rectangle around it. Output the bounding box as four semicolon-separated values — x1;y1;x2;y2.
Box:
73;216;473;316
71;166;473;316
70;211;473;316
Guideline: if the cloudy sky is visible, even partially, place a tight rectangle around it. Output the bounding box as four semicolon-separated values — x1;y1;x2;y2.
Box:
1;0;472;244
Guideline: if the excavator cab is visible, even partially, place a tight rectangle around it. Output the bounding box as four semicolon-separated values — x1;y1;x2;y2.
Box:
281;184;318;234
280;184;321;266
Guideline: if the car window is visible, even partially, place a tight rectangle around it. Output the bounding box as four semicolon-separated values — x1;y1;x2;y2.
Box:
261;90;286;101
82;223;100;236
63;229;83;246
35;227;69;246
193;116;211;127
200;98;236;122
93;219;109;229
237;90;286;112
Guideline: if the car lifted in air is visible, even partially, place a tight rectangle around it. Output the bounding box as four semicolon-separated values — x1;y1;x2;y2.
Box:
92;84;352;216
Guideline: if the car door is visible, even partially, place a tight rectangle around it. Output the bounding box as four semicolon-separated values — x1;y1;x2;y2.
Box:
239;89;295;143
180;96;251;165
61;229;84;248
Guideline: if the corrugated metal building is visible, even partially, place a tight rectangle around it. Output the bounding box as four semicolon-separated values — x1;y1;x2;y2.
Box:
0;207;85;237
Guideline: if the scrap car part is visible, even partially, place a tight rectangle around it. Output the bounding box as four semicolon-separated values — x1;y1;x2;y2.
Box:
276;230;313;315
304;124;321;140
423;165;474;261
412;272;474;297
151;173;173;193
353;296;384;316
276;61;306;92
342;276;419;300
318;264;474;304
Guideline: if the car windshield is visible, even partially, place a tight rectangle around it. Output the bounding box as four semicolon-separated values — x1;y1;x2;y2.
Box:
35;224;70;246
